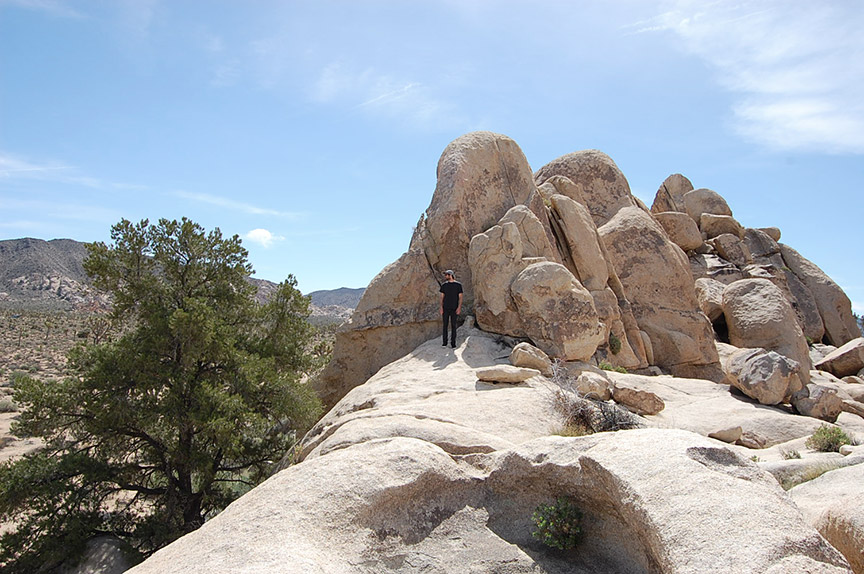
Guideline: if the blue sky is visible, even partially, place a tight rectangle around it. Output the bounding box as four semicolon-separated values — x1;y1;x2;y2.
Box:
0;1;861;312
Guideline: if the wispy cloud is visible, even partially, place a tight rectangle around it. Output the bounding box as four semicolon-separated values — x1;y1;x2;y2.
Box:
1;197;121;223
0;152;147;191
175;191;302;218
0;0;85;19
243;228;285;248
311;62;461;129
634;0;864;154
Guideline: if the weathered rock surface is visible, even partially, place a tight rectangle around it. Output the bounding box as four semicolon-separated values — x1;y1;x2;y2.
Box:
817;338;864;378
611;382;665;415
509;342;552;376
475;365;540;384
723;278;812;386
694;277;725;322
654;211;703;251
792;383;844;423
315;249;442;407
534;149;638;227
700;213;744;239
127;323;862;574
711;233;752;267
651;173;694;214
467;222;526;335
780;244;860;346
683;187;733;223
790;464;864;574
727;347;803;405
417;131;537;305
548;194;608;290
599;206;721;379
510;261;604;360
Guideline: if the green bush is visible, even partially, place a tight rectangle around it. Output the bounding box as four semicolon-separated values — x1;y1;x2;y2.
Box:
608;332;622;355
531;496;582;550
805;425;853;452
598;360;627;374
781;449;801;460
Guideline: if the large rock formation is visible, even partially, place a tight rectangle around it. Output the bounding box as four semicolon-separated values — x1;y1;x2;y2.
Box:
318;132;857;408
128;328;858;574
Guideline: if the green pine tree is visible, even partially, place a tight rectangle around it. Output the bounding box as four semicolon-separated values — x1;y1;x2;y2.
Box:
0;218;322;572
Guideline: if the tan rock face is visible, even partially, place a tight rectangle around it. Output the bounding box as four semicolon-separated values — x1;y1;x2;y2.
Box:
816;338;864;378
711;233;752;267
700;213;744;239
315;249;442;407
509;342;552;376
475;365;540;384
791;383;843;422
417;131;537;307
548;194;609;290
510;261;604;360
727;347;804;405
790;464;864;573
498;204;558;261
654;211;704;251
683;187;733;223
694;277;726;322
781;243;860;346
651;173;694;214
467;222;525;336
534;149;638;227
599;206;720;377
611;382;665;415
722;278;812;387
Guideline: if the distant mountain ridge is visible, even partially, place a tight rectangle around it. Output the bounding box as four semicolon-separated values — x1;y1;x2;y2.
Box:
0;238;362;321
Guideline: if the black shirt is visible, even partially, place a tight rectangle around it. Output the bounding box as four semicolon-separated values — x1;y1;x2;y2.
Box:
440;281;463;310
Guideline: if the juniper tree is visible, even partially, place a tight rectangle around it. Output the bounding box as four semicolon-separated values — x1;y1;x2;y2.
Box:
0;218;321;572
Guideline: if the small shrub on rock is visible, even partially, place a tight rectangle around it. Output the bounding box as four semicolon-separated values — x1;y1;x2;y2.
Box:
531;496;582;550
598;360;627;374
805;425;853;452
608;332;622;355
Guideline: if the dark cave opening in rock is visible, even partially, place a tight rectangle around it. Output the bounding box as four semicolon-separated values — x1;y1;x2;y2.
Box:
712;314;729;344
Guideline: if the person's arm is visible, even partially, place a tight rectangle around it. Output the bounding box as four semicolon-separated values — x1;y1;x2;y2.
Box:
456;292;463;314
440;291;445;315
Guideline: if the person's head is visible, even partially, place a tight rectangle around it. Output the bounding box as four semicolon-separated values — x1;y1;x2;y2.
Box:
444;269;455;280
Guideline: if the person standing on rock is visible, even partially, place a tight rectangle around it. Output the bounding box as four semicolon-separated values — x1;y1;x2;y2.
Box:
440;270;463;348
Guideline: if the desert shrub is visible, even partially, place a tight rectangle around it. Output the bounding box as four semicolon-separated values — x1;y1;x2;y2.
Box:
548;361;642;435
805;425;853;452
608;332;621;355
0;397;17;413
532;496;582;550
598;360;627;374
781;449;802;460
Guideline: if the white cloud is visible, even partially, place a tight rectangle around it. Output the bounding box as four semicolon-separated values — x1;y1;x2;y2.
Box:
638;0;864;154
243;228;284;248
175;191;301;218
311;62;460;129
0;152;146;191
0;0;85;19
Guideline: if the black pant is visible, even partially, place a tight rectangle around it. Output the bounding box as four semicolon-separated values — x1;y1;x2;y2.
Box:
442;308;458;346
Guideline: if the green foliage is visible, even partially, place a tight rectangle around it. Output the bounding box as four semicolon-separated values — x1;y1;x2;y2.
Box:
608;332;622;355
0;218;322;572
598;360;627;374
781;449;801;460
531;496;582;550
805;425;853;452
855;312;864;337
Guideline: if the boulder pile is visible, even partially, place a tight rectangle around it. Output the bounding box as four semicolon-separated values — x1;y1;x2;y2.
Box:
129;133;864;573
318;132;860;414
